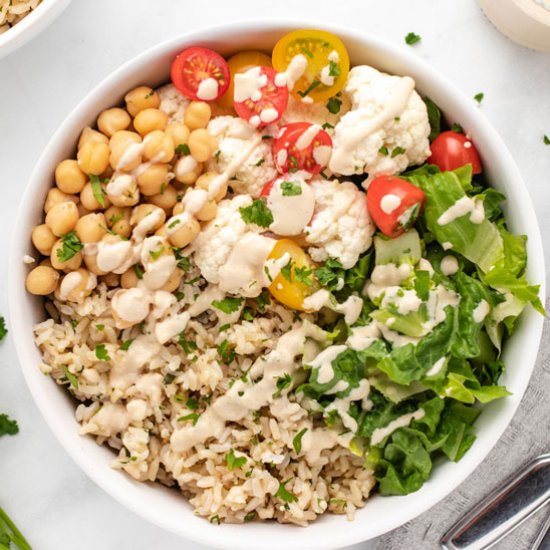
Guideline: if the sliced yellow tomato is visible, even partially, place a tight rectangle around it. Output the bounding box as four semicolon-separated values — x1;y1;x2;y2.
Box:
272;29;350;103
268;238;316;311
217;50;273;109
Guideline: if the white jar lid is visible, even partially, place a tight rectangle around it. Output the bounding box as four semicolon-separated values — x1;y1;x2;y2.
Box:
478;0;550;52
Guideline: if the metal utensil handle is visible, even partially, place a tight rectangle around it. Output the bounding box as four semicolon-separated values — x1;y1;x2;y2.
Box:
532;509;550;550
441;454;550;550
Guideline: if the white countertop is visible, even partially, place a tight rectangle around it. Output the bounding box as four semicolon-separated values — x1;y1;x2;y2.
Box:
0;1;549;549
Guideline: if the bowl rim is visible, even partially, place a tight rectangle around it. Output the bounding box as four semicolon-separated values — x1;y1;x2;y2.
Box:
0;0;72;60
8;17;546;550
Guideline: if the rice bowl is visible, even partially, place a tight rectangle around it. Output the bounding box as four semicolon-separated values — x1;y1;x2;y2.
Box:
9;21;545;550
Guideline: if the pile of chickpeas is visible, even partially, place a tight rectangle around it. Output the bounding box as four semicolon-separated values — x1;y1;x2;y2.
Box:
26;84;228;301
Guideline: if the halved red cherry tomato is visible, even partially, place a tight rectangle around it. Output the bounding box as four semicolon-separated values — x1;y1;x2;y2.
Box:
367;175;425;238
233;67;288;128
429;131;482;174
171;46;230;101
273;122;332;175
260;178;275;197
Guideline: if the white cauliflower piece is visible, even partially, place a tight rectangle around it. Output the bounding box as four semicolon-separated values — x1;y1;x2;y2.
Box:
206;116;277;198
305;179;374;269
193;194;259;283
279;94;350;130
329;66;430;180
157;83;189;123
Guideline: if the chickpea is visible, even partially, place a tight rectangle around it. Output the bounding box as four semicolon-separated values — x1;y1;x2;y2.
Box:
55;269;96;303
55;159;87;194
184;101;211;130
130;204;166;232
45;201;79;237
26;266;60;295
97;108;131;137
174;155;203;185
167;217;200;248
77;141;110;176
83;253;107;276
136;163;169;196
101;165;114;180
75;213;107;243
104;206;132;238
80;181;111;211
172;201;184;216
188;129;217;162
196;171;227;202
105;174;140;208
196;198;217;222
120;267;139;289
161;269;183;293
133;108;168;136
100;272;120;287
109;131;142;171
78;126;109;149
165;122;190;148
40;258;52;268
124;86;160;117
77;203;91;217
32;224;56;255
50;239;82;272
143;130;175;163
44;188;78;214
155;225;167;237
149;184;178;212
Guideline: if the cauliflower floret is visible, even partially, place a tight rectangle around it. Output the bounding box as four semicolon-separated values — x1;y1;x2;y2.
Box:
279;94;350;130
206;116;277;198
157;83;189;123
304;179;374;268
193;194;259;283
329;66;430;180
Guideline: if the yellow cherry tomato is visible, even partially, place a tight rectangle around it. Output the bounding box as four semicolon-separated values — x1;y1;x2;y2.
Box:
217;50;273;109
268;238;316;311
272;29;350;103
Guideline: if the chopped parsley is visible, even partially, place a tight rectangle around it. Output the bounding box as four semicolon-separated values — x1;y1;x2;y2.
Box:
133;263;144;279
263;265;273;283
544;135;550;145
168;218;181;229
241;307;254;322
163;373;175;385
273;373;292;398
275;479;298;503
95;324;104;331
95;344;110;361
120;339;134;351
63;366;79;389
257;290;271;312
244;511;256;522
144;90;154;99
280;259;293;282
56;231;83;263
322;122;334;130
178;334;198;354
212;296;243;314
173;248;191;271
293;265;313;286
159;182;166;195
378;145;389;156
89;174;107;207
254;158;265;167
328;61;341;78
298;79;321;97
0;414;18;437
109;212;124;225
178;413;200;425
326;97;342;114
217;339;235;364
239;198;273;228
405;32;421;45
288;155;299;173
209;515;222;525
301;47;314;59
175;143;190;156
281;180;302;196
391;146;406;158
186;398;199;410
292;428;308;454
474;92;484;104
219;323;230;332
0;316;6;341
225;448;247;470
315;257;344;289
149;247;165;261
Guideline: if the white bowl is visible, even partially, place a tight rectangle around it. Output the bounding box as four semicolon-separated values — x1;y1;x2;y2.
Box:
0;0;71;60
9;20;546;550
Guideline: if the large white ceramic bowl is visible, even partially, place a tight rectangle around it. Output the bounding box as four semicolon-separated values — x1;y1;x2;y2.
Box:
0;0;71;59
8;20;546;550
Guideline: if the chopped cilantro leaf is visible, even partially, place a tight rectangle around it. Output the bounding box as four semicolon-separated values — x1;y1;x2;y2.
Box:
175;143;190;156
328;61;341;77
209;515;222;525
405;32;421;45
239;199;273;228
293;265;313;286
133;263;144;279
219;323;230;332
275;479;298;503
254;158;265;167
89;174;107;207
378;145;389;156
301;47;314;59
244;511;256;522
163;373;175;385
280;259;293;282
263;265;273;282
211;296;243;314
288;155;299;173
273;372;292;398
63;366;79;389
95;344;110;361
257;290;271;312
95;324;104;331
56;231;83;263
168;218;181;229
178;334;198;353
391;146;406;158
225;448;247;470
292;428;308;454
298;79;321;97
0;414;19;437
474;92;484;104
326;97;342;114
322;122;334;130
0;317;6;341
544;135;550;145
242;307;254;322
178;413;200;425
217;339;235;364
120;339;134;351
186;397;199;410
149;247;165;261
281;180;302;196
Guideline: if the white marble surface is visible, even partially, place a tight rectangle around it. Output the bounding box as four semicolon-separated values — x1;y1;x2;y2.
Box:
0;1;549;549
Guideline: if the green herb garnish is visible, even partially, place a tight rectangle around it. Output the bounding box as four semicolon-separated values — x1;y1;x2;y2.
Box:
474;92;484;104
298;79;321;97
90;174;107;207
225;448;247;470
273;373;292;398
56;231;83;263
281;180;302;196
175;143;190;156
63;366;79;389
178;413;200;425
391;146;406;158
326;97;342;114
328;61;341;77
239;199;273;228
293;265;313;286
120;339;134;351
95;344;110;361
0;414;19;437
378;145;389;156
292;428;308;454
178;334;198;354
217;339;235;364
405;32;421;45
212;296;243;314
275;479;298;503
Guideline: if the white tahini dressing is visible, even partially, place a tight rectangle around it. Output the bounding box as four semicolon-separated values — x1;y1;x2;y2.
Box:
437;196;485;225
303;289;363;325
370;409;425;446
440;255;459;276
347;323;381;351
59;271;83;301
234;67;268;103
473;299;490;323
196;77;219;101
308;345;348;384
426;357;446;377
380;193;402;214
274;54;308;90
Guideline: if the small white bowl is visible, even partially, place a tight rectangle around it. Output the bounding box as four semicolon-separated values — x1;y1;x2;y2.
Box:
9;20;546;550
0;0;71;60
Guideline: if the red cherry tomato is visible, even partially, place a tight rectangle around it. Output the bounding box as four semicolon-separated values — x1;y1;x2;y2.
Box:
233;67;288;128
367;175;426;238
171;46;230;101
429;131;482;174
260;179;276;197
273;122;332;175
